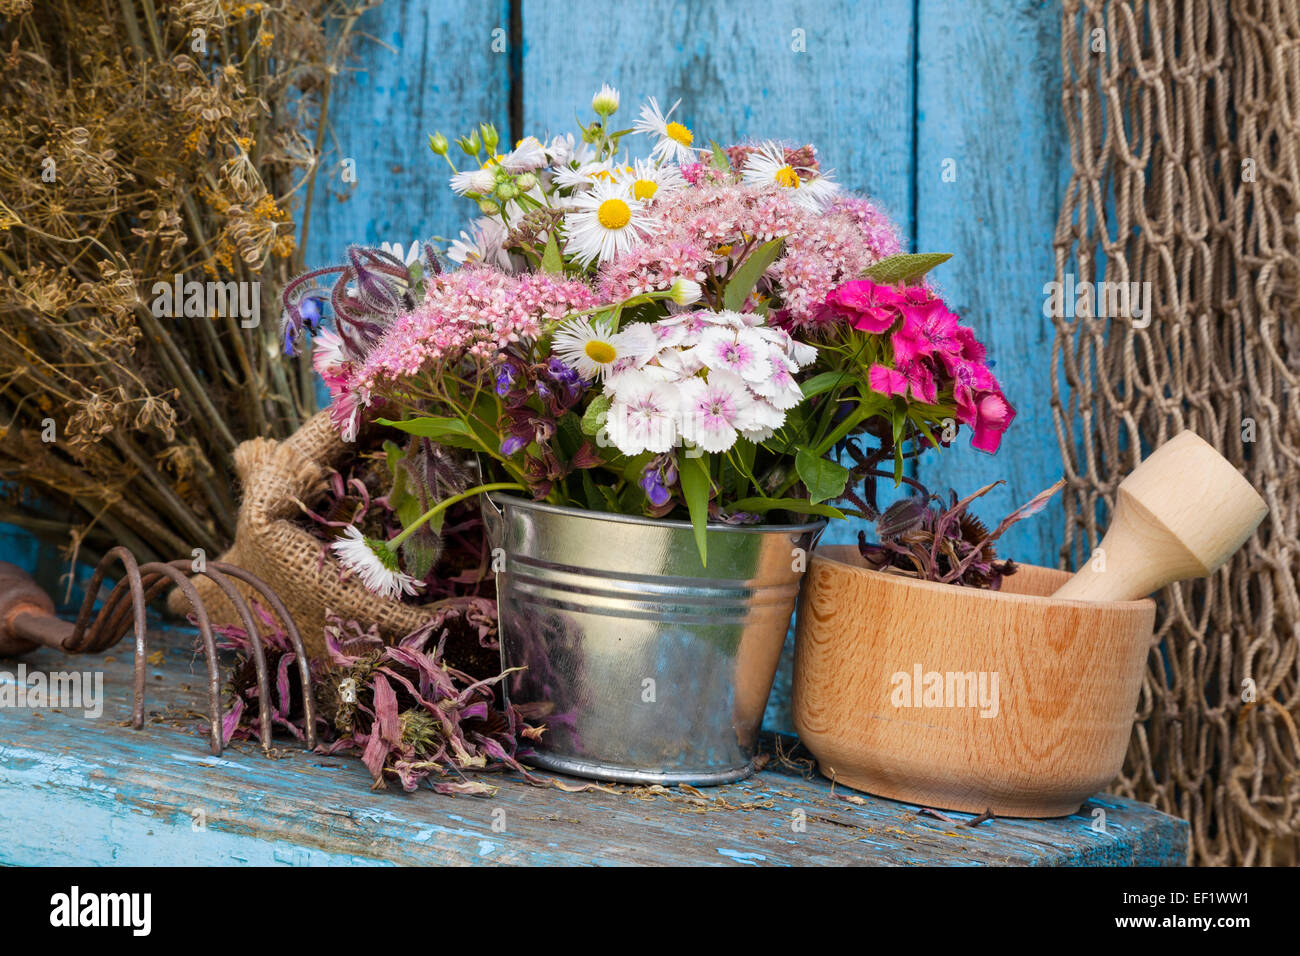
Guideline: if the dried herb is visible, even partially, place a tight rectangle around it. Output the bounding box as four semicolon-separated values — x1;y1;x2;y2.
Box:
858;479;1065;588
0;0;380;569
217;606;546;795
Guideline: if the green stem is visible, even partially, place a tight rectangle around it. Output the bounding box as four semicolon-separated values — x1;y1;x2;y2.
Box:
387;482;525;549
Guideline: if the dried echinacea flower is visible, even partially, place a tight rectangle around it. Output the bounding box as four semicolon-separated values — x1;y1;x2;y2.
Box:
859;479;1065;589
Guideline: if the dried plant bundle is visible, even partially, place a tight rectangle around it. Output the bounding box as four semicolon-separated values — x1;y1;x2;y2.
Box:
0;0;380;570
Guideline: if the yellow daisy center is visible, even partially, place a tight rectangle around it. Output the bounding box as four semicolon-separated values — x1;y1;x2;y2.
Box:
584;340;618;364
632;179;658;201
597;198;632;230
774;165;801;189
665;121;693;146
591;169;615;182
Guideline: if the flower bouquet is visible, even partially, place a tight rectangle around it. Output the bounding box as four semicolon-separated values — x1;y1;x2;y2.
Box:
281;86;1014;783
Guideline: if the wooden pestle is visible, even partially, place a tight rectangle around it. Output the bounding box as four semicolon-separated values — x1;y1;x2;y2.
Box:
1053;431;1267;603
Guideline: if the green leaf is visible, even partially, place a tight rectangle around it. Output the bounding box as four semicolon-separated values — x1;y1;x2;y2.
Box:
709;140;730;170
580;468;605;511
723;237;784;311
863;252;952;287
581;394;611;436
541;230;564;274
399;533;440;580
679;452;712;567
795;447;850;504
376;416;472;440
800;370;852;400
728;497;847;520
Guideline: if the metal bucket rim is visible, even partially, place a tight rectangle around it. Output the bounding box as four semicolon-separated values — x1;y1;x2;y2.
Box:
485;492;828;537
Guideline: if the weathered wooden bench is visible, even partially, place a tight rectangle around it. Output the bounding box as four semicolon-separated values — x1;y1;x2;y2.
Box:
0;632;1187;866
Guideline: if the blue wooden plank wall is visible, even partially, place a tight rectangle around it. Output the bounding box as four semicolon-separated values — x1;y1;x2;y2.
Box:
304;0;1070;567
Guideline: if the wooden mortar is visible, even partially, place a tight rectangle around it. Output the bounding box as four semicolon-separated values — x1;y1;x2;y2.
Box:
793;549;1156;817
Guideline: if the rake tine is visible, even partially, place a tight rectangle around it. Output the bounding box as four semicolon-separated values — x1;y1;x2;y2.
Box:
173;562;274;752
211;562;318;750
139;564;224;754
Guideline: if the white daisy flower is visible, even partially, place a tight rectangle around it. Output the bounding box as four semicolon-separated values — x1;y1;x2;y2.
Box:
379;241;422;267
331;526;423;600
606;322;660;376
591;83;621;117
562;180;656;266
502;135;548;173
678;370;760;454
634;97;698;165
604;371;680;456
450;166;496;196
552;159;620;192
614;158;686;203
741;142;840;212
447;217;512;271
552;316;649;381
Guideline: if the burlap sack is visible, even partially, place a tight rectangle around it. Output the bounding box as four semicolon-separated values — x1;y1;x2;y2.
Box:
166;410;497;673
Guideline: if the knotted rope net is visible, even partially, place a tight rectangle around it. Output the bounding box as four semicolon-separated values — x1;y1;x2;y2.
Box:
1055;0;1300;865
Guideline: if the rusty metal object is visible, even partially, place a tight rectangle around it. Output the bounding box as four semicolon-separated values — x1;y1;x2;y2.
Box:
0;548;316;755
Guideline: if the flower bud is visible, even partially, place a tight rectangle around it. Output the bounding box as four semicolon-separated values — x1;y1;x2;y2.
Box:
515;172;538;192
669;278;703;306
480;123;500;153
478;198;501;215
457;131;481;155
427;132;449;155
591;83;620;117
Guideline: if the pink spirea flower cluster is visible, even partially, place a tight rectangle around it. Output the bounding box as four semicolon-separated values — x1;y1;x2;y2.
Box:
353;268;596;396
597;184;902;327
818;279;1014;453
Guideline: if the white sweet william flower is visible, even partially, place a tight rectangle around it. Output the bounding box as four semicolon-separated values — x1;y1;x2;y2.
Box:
751;352;805;411
331;526;423;599
634;97;698;165
678;370;761;454
741;141;840;212
562;180;656;265
689;325;774;385
738;397;787;444
604;370;681;456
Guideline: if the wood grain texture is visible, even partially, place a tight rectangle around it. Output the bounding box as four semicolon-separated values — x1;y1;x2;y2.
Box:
1053;431;1268;602
520;0;914;224
0;631;1186;865
304;0;512;267
912;0;1071;569
794;547;1156;817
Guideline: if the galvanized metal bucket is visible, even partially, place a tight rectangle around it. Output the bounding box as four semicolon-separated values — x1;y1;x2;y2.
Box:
483;494;825;786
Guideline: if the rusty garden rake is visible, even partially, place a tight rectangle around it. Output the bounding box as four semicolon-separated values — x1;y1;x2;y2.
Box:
0;547;316;754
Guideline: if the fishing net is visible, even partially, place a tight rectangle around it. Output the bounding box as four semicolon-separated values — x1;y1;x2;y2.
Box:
1055;0;1300;865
